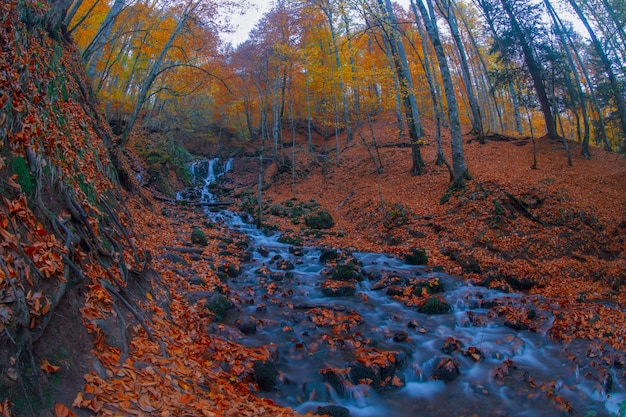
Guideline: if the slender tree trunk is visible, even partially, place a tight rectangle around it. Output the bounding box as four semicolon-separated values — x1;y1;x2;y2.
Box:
436;0;484;142
119;0;201;145
509;79;523;135
545;0;590;158
83;0;125;78
566;0;626;144
379;0;425;175
499;0;559;139
412;0;469;183
413;14;448;171
319;0;353;142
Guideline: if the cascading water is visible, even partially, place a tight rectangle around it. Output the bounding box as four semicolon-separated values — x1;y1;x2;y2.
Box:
188;159;626;417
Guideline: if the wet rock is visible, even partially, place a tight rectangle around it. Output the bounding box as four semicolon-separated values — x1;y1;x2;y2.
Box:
191;227;208;246
418;297;452;315
255;266;272;277
266;343;280;362
319;248;339;263
386;285;405;296
330;257;364;281
277;260;295;270
320;368;346;397
187;275;205;286
277;234;303;245
270;254;283;262
442;337;463;354
258;246;270;257
270;273;286;281
289;246;304;256
404;248;428;265
349;350;407;391
321;280;357;297
218;263;240;278
349;362;380;387
302;381;331;403
236;316;257;335
432;357;460;382
411;277;444;295
305;209;335;230
186;291;229;320
253;360;278;391
315;405;350;417
393;330;408;342
463;346;484;362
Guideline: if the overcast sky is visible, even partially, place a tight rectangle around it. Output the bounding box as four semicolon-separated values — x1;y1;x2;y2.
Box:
222;0;584;46
222;0;415;46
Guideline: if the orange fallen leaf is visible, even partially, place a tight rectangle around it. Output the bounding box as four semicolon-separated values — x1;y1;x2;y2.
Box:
54;403;77;417
41;359;60;373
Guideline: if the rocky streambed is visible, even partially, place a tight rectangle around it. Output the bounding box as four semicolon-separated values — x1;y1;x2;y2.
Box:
184;159;626;417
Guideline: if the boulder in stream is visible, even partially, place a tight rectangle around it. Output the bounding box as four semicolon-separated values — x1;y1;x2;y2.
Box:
432;357;460;382
418;296;452;315
253;360;279;391
236;316;258;335
315;405;350;417
321;280;357;297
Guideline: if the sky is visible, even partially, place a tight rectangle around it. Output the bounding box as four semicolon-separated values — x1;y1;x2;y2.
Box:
222;0;416;46
222;0;585;46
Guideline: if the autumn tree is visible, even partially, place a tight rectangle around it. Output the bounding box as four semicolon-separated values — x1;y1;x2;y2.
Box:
412;0;470;184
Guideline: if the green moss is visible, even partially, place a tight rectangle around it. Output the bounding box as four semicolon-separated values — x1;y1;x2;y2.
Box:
305;209;334;229
404;248;428;265
191;227;208;246
11;156;35;195
418;297;452;315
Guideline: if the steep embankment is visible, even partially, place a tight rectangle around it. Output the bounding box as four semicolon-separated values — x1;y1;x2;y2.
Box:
1;1;299;416
230;115;626;351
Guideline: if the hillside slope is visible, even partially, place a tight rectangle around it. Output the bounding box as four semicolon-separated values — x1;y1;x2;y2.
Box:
0;1;299;416
230;114;626;351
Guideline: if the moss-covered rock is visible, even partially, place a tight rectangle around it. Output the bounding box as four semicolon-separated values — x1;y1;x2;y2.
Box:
277;234;303;245
418;296;452;315
191;227;208;246
305;209;335;230
331;259;364;281
186;291;229;320
404;248;428;265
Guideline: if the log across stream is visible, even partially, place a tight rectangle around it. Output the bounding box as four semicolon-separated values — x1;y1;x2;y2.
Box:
185;159;626;417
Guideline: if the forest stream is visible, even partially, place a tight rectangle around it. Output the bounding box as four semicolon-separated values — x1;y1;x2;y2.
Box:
183;159;626;417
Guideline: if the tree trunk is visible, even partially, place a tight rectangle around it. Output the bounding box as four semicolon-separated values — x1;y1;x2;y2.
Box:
436;0;484;142
379;0;425;175
566;0;626;146
544;0;590;158
412;0;469;183
119;0;201;145
499;0;559;139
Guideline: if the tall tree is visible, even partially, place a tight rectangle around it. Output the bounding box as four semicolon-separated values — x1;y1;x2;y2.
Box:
369;0;426;175
435;0;485;142
566;0;626;147
412;0;469;184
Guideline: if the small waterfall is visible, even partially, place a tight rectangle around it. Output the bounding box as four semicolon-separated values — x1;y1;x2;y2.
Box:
178;157;233;203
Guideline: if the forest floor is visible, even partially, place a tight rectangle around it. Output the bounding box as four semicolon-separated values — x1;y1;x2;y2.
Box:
9;117;626;417
228;114;626;353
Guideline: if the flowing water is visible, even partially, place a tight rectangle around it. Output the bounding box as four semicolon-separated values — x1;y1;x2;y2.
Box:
186;159;626;417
